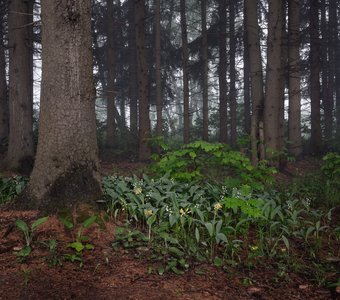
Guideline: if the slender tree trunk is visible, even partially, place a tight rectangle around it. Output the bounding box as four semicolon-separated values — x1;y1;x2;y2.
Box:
218;0;228;144
5;0;34;172
243;17;251;136
106;0;116;148
320;0;333;145
244;0;265;165
18;0;102;211
135;0;151;160
128;0;138;143
310;0;322;153
180;0;190;144
288;0;302;157
334;1;340;140
201;0;208;141
0;19;8;149
264;0;283;159
229;0;237;148
155;0;162;138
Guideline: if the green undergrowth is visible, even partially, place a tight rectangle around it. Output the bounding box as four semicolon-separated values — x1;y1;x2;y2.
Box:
103;174;339;286
0;175;27;205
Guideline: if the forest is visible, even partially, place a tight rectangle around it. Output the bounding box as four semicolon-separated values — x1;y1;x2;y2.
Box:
0;0;339;299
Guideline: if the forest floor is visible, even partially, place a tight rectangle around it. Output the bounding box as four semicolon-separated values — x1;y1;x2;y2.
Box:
0;158;339;300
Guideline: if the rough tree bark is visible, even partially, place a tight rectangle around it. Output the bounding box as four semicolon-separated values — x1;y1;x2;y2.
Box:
201;0;208;141
288;0;302;157
244;0;265;165
264;0;283;159
155;0;163;138
243;15;251;136
106;0;117;148
5;0;34;172
17;0;102;211
229;0;237;148
218;0;228;144
0;17;8;149
135;0;151;160
310;0;322;153
128;0;138;143
180;0;190;144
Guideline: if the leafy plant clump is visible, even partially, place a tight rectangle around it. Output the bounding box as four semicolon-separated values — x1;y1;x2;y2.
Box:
0;175;27;204
15;217;49;261
150;140;276;190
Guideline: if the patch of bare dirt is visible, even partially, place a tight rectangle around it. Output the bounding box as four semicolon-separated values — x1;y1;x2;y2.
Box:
0;210;336;300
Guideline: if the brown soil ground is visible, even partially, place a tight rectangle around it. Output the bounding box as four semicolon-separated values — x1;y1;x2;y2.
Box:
0;158;339;299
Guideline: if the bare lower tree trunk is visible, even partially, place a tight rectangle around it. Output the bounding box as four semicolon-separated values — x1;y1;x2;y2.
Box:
5;0;34;172
334;1;340;141
17;0;102;211
218;0;228;144
288;0;302;157
245;0;265;165
264;0;283;159
243;19;251;136
201;0;208;141
155;0;163;138
106;0;116;148
180;0;190;144
310;0;322;153
135;0;151;160
0;19;8;149
128;0;138;144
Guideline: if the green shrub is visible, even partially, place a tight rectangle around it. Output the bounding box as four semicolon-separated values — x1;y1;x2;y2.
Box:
0;175;27;205
150;140;276;191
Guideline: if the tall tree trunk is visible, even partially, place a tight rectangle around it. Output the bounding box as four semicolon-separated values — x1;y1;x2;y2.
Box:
288;0;302;157
155;0;162;138
135;0;151;160
128;0;138;144
334;1;340;141
18;0;102;211
218;0;228;144
243;16;251;136
0;18;8;150
106;0;116;148
244;0;265;165
229;0;237;148
180;0;190;144
201;0;208;141
310;0;322;153
5;0;34;172
264;0;283;159
320;0;333;145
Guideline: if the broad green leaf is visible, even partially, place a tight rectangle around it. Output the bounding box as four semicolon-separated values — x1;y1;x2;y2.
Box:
216;233;228;243
59;216;74;229
213;256;223;267
195;227;200;243
68;242;84;252
85;243;94;250
17;246;31;257
147;214;157;226
168;246;184;258
15;219;29;233
82;215;97;228
205;222;214;237
281;235;289;251
31;217;48;231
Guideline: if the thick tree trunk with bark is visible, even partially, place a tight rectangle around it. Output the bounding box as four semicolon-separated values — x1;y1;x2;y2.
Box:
310;0;322;153
155;0;163;138
135;0;151;160
5;0;34;172
106;0;117;148
335;1;340;140
17;0;102;211
264;0;283;159
0;20;8;149
218;0;228;144
201;0;208;141
288;0;302;157
180;0;190;144
244;0;265;165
